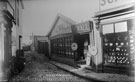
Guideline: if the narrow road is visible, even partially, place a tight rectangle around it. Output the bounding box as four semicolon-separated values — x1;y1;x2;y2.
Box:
9;51;90;82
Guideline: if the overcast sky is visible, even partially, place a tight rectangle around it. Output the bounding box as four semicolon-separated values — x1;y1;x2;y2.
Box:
22;0;99;44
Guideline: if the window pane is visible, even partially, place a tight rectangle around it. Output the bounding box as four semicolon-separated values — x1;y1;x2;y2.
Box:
115;21;127;33
103;24;114;34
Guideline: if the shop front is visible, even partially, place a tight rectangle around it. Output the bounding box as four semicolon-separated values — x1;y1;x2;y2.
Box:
47;14;76;66
71;21;93;66
95;0;135;74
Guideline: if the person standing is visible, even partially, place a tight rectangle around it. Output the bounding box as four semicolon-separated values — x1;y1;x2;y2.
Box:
86;45;91;67
84;39;92;67
83;39;89;60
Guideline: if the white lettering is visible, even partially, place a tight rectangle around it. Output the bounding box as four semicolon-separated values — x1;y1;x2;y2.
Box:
100;0;135;11
76;23;90;32
100;0;106;6
100;0;118;6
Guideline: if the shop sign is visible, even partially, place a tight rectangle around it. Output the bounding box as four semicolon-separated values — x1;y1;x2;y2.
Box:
71;43;78;51
75;21;91;33
99;0;135;11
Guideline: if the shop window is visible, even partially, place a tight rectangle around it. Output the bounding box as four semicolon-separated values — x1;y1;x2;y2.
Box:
103;24;114;34
50;36;74;58
103;20;135;66
115;21;127;33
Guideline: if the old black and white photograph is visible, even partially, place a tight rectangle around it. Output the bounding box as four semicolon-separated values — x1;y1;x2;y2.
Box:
0;0;135;82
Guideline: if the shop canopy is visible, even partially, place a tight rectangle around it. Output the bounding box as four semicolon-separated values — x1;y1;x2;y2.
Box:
95;2;135;19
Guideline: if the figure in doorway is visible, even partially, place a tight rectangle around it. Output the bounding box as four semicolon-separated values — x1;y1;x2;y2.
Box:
84;39;92;67
83;39;89;60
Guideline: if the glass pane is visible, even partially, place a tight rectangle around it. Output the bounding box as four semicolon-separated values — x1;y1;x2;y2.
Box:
115;21;127;33
103;24;114;34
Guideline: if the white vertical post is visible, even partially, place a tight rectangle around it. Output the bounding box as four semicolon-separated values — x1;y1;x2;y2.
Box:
1;23;5;62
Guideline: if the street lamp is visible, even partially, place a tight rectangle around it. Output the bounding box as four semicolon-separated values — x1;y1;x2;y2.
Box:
19;35;22;50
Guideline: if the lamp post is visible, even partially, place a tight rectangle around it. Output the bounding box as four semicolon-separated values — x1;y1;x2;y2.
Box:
19;35;22;50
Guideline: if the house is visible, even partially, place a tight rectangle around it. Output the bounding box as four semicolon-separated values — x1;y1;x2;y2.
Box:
94;0;135;74
31;35;48;53
0;0;24;81
47;14;77;65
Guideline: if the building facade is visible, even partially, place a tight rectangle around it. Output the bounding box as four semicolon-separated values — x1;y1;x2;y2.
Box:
31;35;48;54
47;14;95;67
0;0;24;81
47;14;76;65
94;0;135;74
71;21;93;64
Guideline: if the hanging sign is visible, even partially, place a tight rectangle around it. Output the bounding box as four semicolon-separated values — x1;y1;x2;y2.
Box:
71;43;78;51
99;0;135;11
75;21;92;33
90;46;97;56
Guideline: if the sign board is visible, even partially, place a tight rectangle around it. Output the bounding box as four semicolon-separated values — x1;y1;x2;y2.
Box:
71;43;78;51
99;0;135;11
75;21;91;33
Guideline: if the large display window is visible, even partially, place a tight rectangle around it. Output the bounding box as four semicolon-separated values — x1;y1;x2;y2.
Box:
51;36;74;58
102;19;135;66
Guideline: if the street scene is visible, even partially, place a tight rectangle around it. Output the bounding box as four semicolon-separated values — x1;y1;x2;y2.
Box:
0;0;135;82
9;52;90;82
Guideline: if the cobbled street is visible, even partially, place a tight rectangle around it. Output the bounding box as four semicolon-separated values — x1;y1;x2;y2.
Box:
9;52;90;82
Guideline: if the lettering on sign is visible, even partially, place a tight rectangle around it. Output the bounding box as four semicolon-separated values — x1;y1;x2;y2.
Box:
76;21;90;33
100;0;117;6
99;0;135;11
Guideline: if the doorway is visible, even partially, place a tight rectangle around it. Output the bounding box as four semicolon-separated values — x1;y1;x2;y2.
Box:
74;33;90;62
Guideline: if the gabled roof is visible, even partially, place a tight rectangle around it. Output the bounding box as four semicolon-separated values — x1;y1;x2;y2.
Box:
46;14;76;37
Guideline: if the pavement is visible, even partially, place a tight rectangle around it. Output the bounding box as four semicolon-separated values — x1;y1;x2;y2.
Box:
50;60;135;82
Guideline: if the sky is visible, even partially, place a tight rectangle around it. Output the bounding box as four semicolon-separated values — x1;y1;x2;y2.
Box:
22;0;99;44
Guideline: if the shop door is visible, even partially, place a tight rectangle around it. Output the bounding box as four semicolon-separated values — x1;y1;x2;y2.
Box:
102;20;135;66
74;34;89;61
